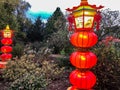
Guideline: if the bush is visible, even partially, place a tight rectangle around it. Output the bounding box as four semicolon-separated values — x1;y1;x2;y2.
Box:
92;36;120;89
2;57;65;89
10;73;47;90
12;43;24;59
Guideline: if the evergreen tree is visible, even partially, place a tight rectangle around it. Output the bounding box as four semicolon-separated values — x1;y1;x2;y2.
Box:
44;7;66;39
27;17;45;42
45;7;70;54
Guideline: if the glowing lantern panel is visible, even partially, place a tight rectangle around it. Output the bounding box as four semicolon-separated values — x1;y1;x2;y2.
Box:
70;70;96;89
70;31;98;48
1;38;13;45
70;51;97;69
1;46;12;53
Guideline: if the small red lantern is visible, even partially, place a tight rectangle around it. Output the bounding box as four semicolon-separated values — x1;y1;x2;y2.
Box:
70;31;98;48
1;25;13;38
70;69;96;89
1;38;13;45
70;51;97;69
1;53;12;61
1;46;12;53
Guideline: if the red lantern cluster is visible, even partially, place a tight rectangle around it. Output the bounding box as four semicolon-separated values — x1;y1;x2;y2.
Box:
66;0;103;90
0;25;13;68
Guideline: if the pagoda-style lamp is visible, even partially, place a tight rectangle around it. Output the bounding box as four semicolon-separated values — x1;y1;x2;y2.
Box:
1;25;13;38
66;0;103;90
66;0;103;32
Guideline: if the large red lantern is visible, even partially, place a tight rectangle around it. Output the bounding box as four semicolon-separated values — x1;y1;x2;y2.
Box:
70;51;97;69
1;38;13;45
1;46;12;53
70;69;96;89
70;31;98;48
1;53;12;61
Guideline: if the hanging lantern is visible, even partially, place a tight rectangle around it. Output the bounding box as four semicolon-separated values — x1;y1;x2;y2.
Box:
66;0;103;31
70;51;97;69
70;69;96;89
1;25;13;38
70;31;98;48
1;46;12;53
1;53;12;61
1;38;13;45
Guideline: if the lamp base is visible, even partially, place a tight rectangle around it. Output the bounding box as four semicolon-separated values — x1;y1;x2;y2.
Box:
67;86;78;90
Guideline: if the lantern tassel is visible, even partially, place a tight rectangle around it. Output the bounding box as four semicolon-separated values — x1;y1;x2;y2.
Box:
67;14;74;31
95;11;102;30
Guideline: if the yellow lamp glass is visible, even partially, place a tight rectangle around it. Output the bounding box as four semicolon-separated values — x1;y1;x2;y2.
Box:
73;6;96;30
3;30;12;38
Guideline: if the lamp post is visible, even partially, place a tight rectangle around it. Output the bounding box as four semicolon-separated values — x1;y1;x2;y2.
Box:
0;25;13;68
66;0;103;90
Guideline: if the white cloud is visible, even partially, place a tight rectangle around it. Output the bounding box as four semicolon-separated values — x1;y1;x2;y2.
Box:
25;0;120;13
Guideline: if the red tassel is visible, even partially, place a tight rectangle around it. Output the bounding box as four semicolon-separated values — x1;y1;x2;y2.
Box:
95;11;102;30
67;14;74;31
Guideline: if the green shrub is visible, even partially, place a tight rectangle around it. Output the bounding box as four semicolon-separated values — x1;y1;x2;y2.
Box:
2;57;65;89
92;36;120;89
10;73;47;90
12;43;24;59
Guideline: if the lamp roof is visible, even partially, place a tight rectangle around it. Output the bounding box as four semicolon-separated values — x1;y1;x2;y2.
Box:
66;1;104;12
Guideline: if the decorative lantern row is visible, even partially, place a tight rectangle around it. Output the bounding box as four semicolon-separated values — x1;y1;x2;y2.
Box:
66;0;103;90
0;25;13;68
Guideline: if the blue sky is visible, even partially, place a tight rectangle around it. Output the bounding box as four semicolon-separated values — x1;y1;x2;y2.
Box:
25;0;120;21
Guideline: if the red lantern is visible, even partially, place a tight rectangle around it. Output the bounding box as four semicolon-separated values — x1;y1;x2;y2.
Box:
1;46;12;53
1;38;13;45
70;31;98;48
70;70;96;89
70;51;97;69
1;53;12;61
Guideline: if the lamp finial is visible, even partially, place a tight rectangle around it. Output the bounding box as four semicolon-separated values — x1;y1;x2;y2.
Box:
81;0;88;5
6;25;10;30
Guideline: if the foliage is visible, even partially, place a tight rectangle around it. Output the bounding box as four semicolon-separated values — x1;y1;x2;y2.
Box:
12;43;24;59
2;56;64;89
44;7;66;39
92;35;120;89
47;29;72;54
27;17;45;42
